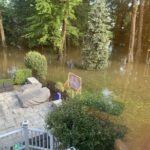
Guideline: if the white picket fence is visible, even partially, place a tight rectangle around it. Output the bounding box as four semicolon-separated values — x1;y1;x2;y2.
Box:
0;121;64;150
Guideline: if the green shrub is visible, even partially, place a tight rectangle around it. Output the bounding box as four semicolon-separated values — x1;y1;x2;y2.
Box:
0;79;14;84
46;96;127;150
55;82;64;92
14;69;32;85
66;89;75;98
24;51;47;81
79;93;124;116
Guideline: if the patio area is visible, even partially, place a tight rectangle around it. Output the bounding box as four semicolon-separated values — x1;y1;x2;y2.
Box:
0;91;52;134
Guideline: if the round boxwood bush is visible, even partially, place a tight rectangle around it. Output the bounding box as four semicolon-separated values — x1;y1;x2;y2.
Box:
24;51;47;81
46;94;127;150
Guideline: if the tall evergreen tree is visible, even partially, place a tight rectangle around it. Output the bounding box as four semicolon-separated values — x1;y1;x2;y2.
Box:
24;0;81;54
82;0;112;70
23;0;52;47
12;0;35;45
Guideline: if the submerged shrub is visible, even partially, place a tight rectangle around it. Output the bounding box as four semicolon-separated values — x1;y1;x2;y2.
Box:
24;51;47;81
79;93;124;116
66;89;75;98
46;93;127;150
14;69;32;85
55;82;64;92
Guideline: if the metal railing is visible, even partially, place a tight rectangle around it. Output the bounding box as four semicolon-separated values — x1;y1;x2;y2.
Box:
0;121;61;150
0;128;25;150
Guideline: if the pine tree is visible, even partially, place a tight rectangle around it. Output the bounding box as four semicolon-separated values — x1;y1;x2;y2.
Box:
23;0;52;47
24;0;81;52
82;0;112;70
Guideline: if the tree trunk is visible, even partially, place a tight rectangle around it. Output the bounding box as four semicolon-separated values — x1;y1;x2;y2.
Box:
128;0;138;63
0;11;6;47
57;9;68;63
136;0;145;60
2;47;8;73
57;48;63;62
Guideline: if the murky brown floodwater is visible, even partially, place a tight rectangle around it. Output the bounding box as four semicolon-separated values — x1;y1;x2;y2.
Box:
0;47;150;150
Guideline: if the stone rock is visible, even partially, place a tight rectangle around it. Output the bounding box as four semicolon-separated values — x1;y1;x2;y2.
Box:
18;83;42;94
27;77;41;85
115;139;129;150
17;87;50;107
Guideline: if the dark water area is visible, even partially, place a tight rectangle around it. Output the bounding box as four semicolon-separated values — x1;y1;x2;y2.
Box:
0;46;150;150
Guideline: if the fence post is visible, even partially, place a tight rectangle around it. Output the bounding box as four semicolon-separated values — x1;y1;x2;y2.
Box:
22;120;29;150
50;134;54;150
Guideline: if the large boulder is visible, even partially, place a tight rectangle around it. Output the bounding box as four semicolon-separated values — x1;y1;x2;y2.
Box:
16;84;50;107
27;77;42;86
18;83;42;93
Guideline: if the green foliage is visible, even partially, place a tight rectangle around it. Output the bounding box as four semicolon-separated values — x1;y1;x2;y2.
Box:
23;0;52;47
107;0;131;44
74;0;90;42
0;79;14;84
14;69;32;85
9;0;36;45
46;93;127;150
24;0;81;48
82;0;112;70
2;0;150;50
24;51;47;81
0;0;17;45
66;89;76;98
55;82;64;92
78;92;124;116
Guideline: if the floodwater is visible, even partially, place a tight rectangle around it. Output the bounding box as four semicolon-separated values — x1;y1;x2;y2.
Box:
0;47;150;150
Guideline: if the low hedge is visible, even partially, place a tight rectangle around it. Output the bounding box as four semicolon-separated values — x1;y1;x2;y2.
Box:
77;92;124;116
0;79;14;84
14;69;32;85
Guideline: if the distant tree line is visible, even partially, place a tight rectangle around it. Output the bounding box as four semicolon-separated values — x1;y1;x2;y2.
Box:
0;0;149;63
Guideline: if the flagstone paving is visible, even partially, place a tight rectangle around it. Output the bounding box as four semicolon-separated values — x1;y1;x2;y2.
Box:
0;91;52;134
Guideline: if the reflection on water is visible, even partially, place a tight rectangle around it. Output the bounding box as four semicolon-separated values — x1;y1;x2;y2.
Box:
0;47;150;150
144;64;150;77
0;47;25;78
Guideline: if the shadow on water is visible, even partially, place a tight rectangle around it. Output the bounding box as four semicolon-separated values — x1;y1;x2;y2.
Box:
0;46;150;149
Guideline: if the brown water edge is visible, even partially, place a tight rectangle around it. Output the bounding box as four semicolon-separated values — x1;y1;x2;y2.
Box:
125;124;150;150
0;47;150;150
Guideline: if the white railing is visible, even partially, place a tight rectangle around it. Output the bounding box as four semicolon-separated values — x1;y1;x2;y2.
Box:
0;128;25;150
0;121;61;150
